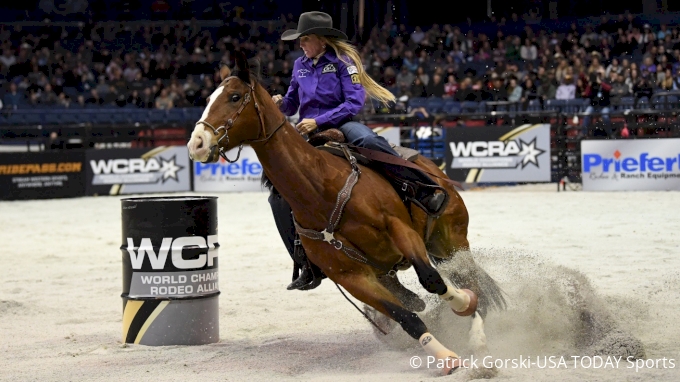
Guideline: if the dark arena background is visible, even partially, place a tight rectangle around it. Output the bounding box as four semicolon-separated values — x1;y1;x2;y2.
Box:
1;1;679;381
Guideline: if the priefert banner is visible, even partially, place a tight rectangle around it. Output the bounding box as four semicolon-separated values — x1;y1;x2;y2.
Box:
581;139;680;191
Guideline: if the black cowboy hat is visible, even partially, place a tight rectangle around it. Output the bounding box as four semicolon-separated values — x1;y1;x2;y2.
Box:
281;11;348;41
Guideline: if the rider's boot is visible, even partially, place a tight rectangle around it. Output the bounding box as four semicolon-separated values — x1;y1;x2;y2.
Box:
381;164;450;217
286;239;323;291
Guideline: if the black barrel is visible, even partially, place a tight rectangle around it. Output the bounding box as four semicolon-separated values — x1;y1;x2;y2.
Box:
120;196;219;346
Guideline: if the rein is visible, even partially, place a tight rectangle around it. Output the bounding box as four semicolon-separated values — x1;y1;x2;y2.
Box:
195;76;286;163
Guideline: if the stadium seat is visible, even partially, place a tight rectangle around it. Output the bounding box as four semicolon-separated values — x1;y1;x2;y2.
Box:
460;101;479;113
24;113;43;126
443;100;461;115
637;97;649;109
425;98;444;113
616;97;635;111
43;113;62;125
407;97;425;108
61;112;80;125
148;109;168;123
528;99;542;111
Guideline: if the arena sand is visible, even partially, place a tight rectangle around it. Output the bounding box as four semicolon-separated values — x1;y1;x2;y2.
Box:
1;184;679;381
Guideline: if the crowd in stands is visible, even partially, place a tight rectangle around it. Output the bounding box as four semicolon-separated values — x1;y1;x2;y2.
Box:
2;12;680;118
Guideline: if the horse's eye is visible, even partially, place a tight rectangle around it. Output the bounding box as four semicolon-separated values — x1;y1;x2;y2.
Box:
231;94;241;102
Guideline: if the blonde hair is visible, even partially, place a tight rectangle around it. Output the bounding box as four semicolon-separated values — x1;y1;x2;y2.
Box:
321;36;396;107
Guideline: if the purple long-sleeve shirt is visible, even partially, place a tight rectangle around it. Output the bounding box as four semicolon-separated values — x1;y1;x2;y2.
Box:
279;50;366;127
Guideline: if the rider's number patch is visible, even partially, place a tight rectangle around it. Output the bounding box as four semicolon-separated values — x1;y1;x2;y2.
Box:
350;74;360;84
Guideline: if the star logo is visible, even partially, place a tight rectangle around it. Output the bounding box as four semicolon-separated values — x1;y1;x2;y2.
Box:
321;229;335;243
159;155;183;182
517;138;546;168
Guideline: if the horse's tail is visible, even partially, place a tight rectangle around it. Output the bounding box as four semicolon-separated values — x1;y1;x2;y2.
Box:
261;173;274;192
433;252;508;314
468;266;507;313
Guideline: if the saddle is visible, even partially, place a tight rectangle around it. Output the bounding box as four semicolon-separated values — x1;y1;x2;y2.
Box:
309;128;421;165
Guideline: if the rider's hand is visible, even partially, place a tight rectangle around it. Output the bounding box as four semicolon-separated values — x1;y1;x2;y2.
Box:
272;94;283;106
296;118;318;135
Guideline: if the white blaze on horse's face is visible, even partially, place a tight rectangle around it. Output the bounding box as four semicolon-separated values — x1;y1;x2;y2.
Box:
188;85;225;163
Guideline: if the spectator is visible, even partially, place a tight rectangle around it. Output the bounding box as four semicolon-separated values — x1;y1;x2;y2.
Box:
520;39;537;61
3;82;25;110
507;77;523;102
610;73;630;102
0;48;16;68
38;83;58;105
410;76;427;98
415;66;429;86
427;73;445;97
155;88;174;109
86;89;104;105
640;56;656;73
47;131;64;150
521;78;539;107
659;68;674;91
556;74;576;100
396;66;414;89
537;71;557;102
582;72;612;136
455;78;477;101
605;57;622;78
487;77;508;101
443;74;458;98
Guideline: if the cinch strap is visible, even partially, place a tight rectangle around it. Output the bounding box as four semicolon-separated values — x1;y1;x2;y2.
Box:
292;144;395;275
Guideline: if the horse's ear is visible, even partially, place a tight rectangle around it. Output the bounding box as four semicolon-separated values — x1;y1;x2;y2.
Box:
219;64;231;81
234;51;251;84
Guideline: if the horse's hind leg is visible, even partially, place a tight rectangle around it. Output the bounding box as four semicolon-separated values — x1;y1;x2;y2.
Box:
387;217;477;317
334;272;462;375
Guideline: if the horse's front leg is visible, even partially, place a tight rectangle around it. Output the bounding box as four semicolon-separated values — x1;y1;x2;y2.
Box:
330;269;464;376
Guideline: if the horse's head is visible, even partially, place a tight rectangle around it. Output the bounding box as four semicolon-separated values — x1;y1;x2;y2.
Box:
188;52;274;163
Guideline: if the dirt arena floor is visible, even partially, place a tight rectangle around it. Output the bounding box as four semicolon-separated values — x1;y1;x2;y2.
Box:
1;183;679;381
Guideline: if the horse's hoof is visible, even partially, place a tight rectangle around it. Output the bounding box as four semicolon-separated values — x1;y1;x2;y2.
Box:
453;289;478;317
441;357;463;376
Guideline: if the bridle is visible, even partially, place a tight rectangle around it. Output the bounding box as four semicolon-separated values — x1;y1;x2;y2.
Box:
195;76;286;163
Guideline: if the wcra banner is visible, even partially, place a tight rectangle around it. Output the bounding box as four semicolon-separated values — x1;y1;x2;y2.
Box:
445;124;551;183
582;139;680;191
86;146;191;195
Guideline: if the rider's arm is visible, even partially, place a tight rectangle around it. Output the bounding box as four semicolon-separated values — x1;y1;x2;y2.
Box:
279;64;300;116
314;60;366;127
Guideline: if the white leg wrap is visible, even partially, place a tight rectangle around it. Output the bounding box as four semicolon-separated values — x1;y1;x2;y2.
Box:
469;314;488;354
440;286;470;312
419;332;459;360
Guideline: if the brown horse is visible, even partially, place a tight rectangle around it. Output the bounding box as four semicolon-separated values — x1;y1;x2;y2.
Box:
187;54;506;375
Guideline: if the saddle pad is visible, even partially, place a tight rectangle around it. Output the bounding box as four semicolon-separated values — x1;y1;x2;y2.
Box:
390;144;420;162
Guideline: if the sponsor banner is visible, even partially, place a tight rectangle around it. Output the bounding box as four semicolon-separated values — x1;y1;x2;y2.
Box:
193;146;265;192
86;146;191;195
445;124;551;183
0;151;86;200
582;139;680;191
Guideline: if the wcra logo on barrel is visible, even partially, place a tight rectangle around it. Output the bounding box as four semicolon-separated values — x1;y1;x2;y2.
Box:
125;235;219;298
